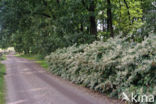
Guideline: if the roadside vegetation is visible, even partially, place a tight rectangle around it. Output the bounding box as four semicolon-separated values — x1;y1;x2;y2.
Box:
46;34;156;100
0;55;6;104
0;0;156;103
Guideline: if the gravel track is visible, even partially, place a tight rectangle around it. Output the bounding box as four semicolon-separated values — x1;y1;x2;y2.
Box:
3;54;121;104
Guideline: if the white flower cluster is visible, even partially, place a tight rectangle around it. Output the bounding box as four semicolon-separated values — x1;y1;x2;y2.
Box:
46;34;156;99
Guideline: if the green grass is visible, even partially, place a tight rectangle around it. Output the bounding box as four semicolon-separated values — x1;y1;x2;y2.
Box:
0;55;6;61
16;54;49;70
0;56;6;104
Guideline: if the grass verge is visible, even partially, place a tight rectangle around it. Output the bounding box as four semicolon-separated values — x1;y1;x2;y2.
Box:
0;55;6;61
16;54;49;70
0;56;6;104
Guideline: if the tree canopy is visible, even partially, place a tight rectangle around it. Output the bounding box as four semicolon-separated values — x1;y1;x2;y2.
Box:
0;0;155;55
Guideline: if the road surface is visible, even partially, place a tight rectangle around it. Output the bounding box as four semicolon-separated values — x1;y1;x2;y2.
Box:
3;54;121;104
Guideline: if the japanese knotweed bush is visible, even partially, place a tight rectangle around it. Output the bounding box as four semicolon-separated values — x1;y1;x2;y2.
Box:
46;34;156;99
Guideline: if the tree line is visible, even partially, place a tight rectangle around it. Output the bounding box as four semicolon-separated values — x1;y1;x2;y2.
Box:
0;0;155;55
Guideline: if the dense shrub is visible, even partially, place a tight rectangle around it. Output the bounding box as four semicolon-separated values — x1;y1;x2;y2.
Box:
47;34;156;102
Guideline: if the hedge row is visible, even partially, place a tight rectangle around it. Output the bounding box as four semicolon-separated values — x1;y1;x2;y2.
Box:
46;34;156;102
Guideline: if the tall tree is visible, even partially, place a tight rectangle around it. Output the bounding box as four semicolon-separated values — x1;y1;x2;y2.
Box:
88;0;97;35
0;0;154;55
107;0;114;37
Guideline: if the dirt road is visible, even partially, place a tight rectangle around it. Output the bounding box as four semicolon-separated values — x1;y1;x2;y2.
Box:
3;54;121;104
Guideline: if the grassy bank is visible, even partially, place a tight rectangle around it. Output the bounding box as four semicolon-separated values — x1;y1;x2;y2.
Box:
17;54;49;70
0;56;6;104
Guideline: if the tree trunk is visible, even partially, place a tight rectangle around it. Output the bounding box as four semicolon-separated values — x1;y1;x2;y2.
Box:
107;0;114;37
103;19;105;32
89;0;97;36
123;0;131;23
119;0;121;28
80;23;84;32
